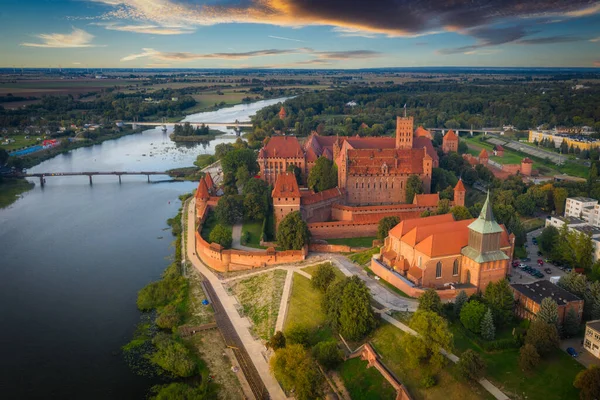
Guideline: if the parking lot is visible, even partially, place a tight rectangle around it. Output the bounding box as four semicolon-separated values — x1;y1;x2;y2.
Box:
509;227;566;285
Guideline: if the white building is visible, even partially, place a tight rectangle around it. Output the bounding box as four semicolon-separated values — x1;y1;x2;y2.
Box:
565;197;599;220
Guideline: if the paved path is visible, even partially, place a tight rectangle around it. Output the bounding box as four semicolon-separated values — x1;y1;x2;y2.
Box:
381;312;509;400
186;199;287;400
231;224;262;252
323;253;418;312
275;270;293;332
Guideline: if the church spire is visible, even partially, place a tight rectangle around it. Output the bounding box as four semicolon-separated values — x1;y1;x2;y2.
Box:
468;190;503;234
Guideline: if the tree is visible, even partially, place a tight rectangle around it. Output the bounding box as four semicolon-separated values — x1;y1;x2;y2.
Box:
243;192;267;221
481;308;496;340
537;297;559;326
553;187;568;215
563;307;580;338
460;300;487;334
243;177;269;198
276;211;310;250
156;304;181;330
0;148;8;166
311;262;337;293
574;365;600;400
312;341;343;370
538;226;559;255
285;324;310;347
436;198;451;215
451;206;472;221
267;331;286;350
406;174;424;203
515;194;535;216
418;289;443;315
287;164;302;184
457;349;486;381
235;164;250;188
307;156;337;192
323;276;377;341
402;310;454;372
221;148;258;177
483;279;514;327
525;319;559;355
377;216;400;240
454;290;468;317
150;334;196;377
215;195;243;225
518;344;540;372
270;344;322;400
208;224;232;249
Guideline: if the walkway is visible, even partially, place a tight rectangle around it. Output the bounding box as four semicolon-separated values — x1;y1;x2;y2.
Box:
275;270;293;332
186;199;287;400
381;313;509;400
231;224;261;252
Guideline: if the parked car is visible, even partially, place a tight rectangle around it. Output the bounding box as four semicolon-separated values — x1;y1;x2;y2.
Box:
512;261;520;268
545;268;552;274
537;251;543;256
519;263;527;269
538;259;544;266
545;258;551;263
567;347;579;358
522;257;531;262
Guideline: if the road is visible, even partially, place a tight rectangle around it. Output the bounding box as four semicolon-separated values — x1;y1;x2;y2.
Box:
510;226;565;285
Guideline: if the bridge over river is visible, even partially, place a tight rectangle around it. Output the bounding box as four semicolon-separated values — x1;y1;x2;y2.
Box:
22;171;169;187
124;121;252;128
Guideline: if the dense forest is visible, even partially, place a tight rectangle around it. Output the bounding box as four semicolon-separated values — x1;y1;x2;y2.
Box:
250;81;600;142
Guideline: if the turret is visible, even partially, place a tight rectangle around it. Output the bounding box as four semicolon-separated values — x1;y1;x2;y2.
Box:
454;178;466;207
479;149;489;165
395;116;414;149
521;158;533;176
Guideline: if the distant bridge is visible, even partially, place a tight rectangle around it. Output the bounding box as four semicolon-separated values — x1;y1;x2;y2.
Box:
124;121;252;128
427;127;505;135
22;171;169;187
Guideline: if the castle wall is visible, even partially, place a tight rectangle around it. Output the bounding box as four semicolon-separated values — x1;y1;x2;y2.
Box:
331;204;434;221
308;221;379;239
345;175;408;205
301;190;345;223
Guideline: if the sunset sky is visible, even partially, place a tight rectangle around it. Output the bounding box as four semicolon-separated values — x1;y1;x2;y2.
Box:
2;0;600;68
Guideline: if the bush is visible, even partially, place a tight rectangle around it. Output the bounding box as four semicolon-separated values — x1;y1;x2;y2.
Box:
150;334;196;378
285;325;310;347
312;341;343;370
137;276;186;311
421;375;436;388
267;331;286;350
209;224;233;249
270;344;323;400
418;288;442;315
518;343;540;372
456;349;486;381
156;304;181;331
574;365;600;400
311;263;337;293
276;211;310;250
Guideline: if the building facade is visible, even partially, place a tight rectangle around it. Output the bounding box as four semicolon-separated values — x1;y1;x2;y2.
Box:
257;136;305;185
442;129;459;153
529;130;600;151
584;320;600;359
511;280;584;325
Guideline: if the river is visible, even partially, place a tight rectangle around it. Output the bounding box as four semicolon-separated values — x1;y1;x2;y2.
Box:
0;97;288;399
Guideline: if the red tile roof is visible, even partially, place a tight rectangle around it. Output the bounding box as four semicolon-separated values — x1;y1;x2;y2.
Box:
272;172;300;197
279;106;286;118
494;144;504;151
413;193;440;207
196;177;209;200
479;149;489;159
346;148;425;175
413;136;439;166
301;187;344;205
408;265;423;279
454;179;466;192
415;126;432;139
258;136;303;159
522;158;533;164
204;172;214;190
388;214;454;239
444;130;459;141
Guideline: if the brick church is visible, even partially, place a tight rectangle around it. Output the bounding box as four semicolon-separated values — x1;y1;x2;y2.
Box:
258;116;438;206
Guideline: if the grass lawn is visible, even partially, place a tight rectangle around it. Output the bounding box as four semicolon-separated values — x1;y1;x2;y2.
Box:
450;324;584;400
371;323;493;400
1;135;41;151
184;91;250;114
349;247;380;266
301;262;346;281
0;178;34;208
229;269;287;340
326;236;376;248
522;217;545;232
241;220;263;248
182;266;215;326
284;272;334;344
339;357;397;400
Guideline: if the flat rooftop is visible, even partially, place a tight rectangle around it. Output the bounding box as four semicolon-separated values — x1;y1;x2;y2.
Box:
569;197;597;203
587;320;600;332
572;225;600;236
512;280;581;305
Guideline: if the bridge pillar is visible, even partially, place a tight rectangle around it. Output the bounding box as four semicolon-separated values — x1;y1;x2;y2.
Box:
39;176;44;187
118;175;122;184
88;175;93;185
442;129;445;135
147;175;150;183
132;123;138;130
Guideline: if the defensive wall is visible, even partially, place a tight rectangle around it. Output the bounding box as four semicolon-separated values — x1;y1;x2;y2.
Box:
194;203;306;273
331;203;435;222
369;258;477;300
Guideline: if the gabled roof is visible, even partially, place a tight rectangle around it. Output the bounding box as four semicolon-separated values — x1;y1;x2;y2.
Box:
494;144;504;151
301;187;343;205
272;172;300;198
278;106;286;118
204;172;214;190
258;136;303;159
444;129;459;141
388;214;454;239
415;126;432;139
414;226;471;257
454;178;466;192
196;177;209;200
479;149;489;159
413;193;440;207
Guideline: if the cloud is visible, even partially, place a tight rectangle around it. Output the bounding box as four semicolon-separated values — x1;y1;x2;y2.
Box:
21;27;100;48
268;35;305;42
90;0;600;38
517;36;584;45
308;49;381;60
595;61;600;67
591;37;600;42
93;22;194;35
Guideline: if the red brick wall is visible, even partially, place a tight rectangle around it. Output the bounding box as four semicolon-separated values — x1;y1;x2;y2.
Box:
308;221;379;239
273;196;300;228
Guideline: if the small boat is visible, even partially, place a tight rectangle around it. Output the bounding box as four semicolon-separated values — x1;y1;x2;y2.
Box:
161;125;167;132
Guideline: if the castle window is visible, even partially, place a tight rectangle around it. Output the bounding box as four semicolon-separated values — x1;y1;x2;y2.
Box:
400;181;403;189
453;260;459;276
436;262;442;278
356;182;358;188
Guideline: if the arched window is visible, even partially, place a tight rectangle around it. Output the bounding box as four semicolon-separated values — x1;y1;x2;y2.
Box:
453;260;459;276
436;262;442;278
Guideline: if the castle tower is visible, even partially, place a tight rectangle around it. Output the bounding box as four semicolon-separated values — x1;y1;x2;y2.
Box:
395;116;413;149
454;178;466;207
442;129;459;153
272;172;301;230
520;158;533;176
478;149;489;165
204;172;215;195
195;177;210;218
278;106;287;120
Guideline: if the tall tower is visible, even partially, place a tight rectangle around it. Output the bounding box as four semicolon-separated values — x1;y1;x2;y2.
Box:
395;116;414;149
462;191;508;261
454;178;466;207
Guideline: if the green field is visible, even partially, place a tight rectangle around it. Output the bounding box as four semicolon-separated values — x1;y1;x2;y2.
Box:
340;357;397;400
371;324;493;400
284;272;334;343
450;324;583;400
326;236;376;248
349;247;380;266
1;135;42;151
0;179;34;208
183;91;251;114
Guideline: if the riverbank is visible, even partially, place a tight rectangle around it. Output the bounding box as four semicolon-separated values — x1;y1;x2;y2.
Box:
169;129;225;143
0;178;34;208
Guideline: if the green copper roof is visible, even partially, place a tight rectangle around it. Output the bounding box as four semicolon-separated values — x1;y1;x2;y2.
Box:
468;191;504;234
461;246;509;263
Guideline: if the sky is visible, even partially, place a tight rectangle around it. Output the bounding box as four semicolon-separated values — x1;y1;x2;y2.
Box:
1;0;600;69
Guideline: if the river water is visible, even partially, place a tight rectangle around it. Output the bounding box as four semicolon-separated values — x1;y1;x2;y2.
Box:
0;98;287;399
